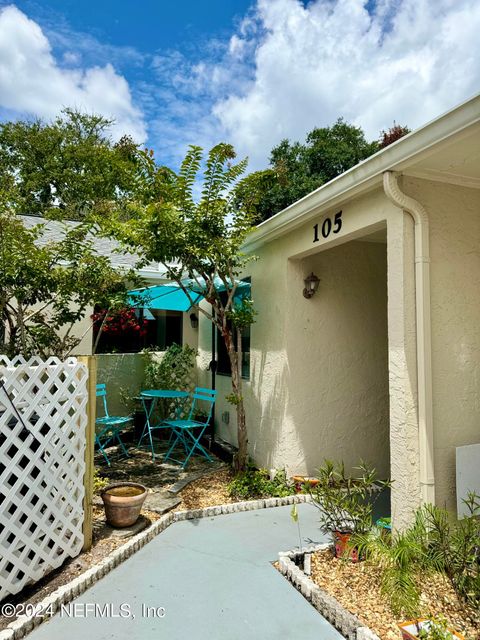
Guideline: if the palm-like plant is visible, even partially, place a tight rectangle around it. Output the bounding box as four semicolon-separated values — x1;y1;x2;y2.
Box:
352;495;480;617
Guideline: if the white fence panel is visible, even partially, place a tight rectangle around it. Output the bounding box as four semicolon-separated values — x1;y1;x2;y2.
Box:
0;356;88;601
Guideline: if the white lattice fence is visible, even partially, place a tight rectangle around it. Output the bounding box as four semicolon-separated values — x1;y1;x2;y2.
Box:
0;356;88;601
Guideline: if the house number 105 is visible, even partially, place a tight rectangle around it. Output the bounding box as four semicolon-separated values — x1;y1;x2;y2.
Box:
313;211;343;242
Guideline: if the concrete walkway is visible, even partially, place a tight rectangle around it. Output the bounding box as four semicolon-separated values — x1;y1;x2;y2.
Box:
30;504;342;640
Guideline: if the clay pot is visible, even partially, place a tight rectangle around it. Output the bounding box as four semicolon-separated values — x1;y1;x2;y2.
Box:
332;530;359;562
398;619;464;640
292;476;320;493
101;482;147;528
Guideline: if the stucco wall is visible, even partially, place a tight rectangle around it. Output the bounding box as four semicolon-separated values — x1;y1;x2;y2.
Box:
402;177;480;512
96;353;147;417
199;205;390;480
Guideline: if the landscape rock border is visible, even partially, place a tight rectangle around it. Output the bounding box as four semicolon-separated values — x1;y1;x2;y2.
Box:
0;494;311;640
277;545;380;640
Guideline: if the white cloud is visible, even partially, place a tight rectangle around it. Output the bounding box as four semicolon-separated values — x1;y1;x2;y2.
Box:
0;5;146;142
208;0;480;168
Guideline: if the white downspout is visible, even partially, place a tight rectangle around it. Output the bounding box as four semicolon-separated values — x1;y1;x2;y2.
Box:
383;171;436;506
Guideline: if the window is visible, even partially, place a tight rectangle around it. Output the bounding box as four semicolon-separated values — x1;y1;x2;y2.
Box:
93;306;183;354
216;279;251;379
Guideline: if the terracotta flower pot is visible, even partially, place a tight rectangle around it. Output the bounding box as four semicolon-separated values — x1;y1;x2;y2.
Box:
398;619;464;640
332;530;359;562
292;476;320;493
101;482;147;528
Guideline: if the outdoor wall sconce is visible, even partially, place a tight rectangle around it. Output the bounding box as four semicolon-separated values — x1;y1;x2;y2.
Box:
303;272;320;298
190;312;199;329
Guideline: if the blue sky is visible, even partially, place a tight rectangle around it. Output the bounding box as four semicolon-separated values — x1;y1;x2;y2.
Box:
0;0;479;171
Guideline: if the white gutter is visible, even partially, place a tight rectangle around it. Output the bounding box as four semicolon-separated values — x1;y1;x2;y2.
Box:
383;171;435;506
245;92;480;251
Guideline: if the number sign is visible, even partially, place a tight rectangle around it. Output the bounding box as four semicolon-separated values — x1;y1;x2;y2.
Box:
313;211;342;243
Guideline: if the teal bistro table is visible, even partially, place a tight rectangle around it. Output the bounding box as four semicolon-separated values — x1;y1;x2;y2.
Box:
138;389;191;461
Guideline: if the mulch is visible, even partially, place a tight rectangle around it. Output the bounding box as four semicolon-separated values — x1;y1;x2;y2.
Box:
310;549;479;640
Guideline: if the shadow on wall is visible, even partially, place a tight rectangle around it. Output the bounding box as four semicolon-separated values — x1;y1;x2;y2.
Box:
96;353;148;417
284;240;390;479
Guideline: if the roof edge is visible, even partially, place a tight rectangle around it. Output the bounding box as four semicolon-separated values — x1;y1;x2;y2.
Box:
244;93;480;250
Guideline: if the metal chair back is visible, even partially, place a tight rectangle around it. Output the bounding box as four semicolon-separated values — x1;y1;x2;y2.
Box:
188;387;216;424
96;383;110;419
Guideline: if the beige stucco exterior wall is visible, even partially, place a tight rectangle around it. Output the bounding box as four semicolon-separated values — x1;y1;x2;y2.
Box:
96;353;147;417
401;177;480;513
199;189;395;481
199;177;480;523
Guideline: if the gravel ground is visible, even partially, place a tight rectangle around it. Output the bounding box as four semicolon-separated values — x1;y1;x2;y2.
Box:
177;468;234;509
310;549;479;640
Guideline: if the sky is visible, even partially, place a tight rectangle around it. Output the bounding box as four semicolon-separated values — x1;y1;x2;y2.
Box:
0;0;479;171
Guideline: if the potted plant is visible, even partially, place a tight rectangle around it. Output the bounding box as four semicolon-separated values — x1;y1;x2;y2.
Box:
399;617;464;640
292;475;320;493
101;482;148;528
307;459;391;560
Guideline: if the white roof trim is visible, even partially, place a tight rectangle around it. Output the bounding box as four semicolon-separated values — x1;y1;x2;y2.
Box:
244;93;480;250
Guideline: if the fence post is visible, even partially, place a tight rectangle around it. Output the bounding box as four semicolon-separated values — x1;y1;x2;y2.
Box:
78;355;97;552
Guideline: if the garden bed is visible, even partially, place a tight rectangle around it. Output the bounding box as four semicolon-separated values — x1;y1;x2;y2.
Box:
278;545;479;640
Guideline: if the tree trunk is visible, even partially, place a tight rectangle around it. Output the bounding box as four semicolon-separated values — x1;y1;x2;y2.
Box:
223;328;248;472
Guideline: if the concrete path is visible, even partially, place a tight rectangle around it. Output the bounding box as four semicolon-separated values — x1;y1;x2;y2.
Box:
30;504;342;640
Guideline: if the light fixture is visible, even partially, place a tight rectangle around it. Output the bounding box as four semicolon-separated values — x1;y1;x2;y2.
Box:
303;272;320;299
190;312;199;329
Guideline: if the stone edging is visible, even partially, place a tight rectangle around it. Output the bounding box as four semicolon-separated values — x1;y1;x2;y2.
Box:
277;545;380;640
0;494;311;640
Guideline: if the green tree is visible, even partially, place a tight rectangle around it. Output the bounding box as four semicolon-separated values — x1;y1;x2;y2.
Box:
106;143;256;471
235;118;379;221
0;109;144;220
0;212;132;358
0;110;142;357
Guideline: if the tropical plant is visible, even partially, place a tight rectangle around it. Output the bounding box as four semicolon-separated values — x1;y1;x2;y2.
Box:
104;143;257;471
353;520;426;617
352;494;480;617
308;459;391;536
143;343;197;419
228;462;293;499
417;617;459;640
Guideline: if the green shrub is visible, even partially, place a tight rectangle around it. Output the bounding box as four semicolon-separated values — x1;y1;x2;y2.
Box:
308;459;391;536
143;343;197;391
228;463;293;499
143;343;197;418
93;468;109;495
352;493;480;617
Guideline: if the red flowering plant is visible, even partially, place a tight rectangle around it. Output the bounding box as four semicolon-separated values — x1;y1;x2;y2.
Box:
91;306;149;352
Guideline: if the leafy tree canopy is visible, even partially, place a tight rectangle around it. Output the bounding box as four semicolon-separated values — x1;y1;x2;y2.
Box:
106;142;256;471
235;118;409;222
0;109;146;220
0;110;143;358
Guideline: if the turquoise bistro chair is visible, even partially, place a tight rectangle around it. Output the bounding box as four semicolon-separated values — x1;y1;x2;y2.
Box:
95;383;131;466
161;387;216;468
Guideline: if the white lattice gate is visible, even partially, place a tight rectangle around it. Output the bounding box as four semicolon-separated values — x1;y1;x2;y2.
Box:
0;356;88;601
